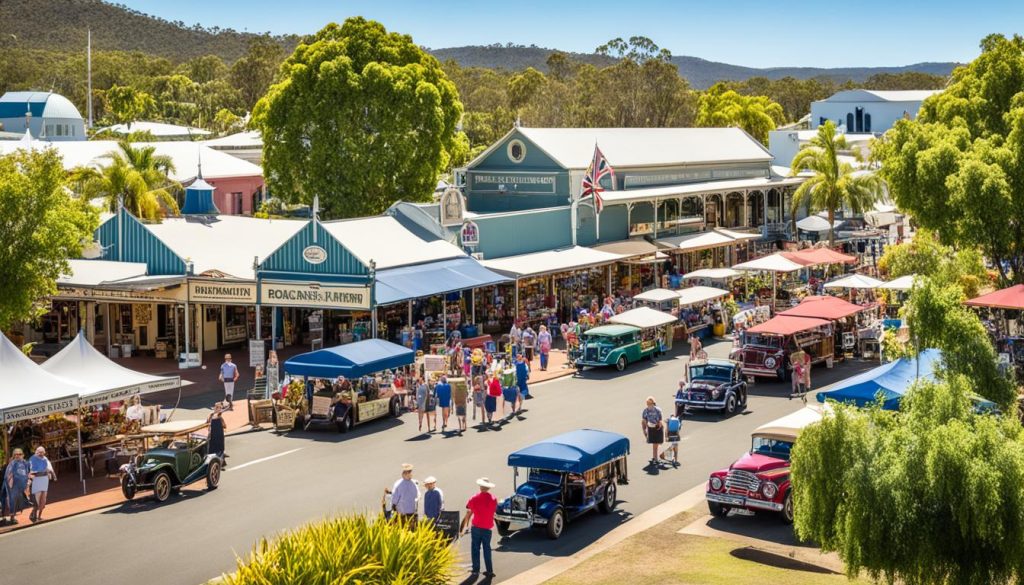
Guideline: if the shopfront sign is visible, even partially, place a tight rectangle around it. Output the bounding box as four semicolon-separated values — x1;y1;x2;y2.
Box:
260;280;371;310
3;396;80;424
56;285;185;303
188;281;257;305
623;167;766;189
80;378;180;408
358;399;390;421
302;245;328;265
461;221;480;247
470;172;557;194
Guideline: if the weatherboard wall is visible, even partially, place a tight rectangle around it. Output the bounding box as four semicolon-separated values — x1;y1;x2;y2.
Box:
94;209;187;275
258;220;370;283
465;130;572;212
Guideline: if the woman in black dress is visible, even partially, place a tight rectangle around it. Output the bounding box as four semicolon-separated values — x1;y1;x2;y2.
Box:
207;402;226;458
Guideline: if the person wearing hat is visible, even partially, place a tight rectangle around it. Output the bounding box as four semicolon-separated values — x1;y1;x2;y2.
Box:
391;463;420;529
422;476;444;523
461;477;498;578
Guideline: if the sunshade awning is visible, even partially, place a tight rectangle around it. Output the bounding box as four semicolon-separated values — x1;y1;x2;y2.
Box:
41;332;180;407
822;274;885;290
817;349;941;410
633;288;680;303
374;257;511;306
746;315;830;336
779;296;868;320
480;246;623;278
677;286;730;306
682;268;743;280
0;332;82;423
284;338;414;379
796;215;842;232
733;254;805;273
879;274;918;291
507;429;630;474
782;248;858;266
608;307;678;328
965;284;1024;310
658;230;735;252
752;407;823;441
591;239;659;259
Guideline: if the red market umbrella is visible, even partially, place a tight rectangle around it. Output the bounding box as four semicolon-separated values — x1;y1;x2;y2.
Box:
965;284;1024;310
782;248;858;267
779;296;867;320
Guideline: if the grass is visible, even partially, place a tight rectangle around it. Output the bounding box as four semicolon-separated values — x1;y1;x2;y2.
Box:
544;508;872;585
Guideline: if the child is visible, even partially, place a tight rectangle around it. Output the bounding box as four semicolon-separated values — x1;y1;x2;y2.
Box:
791;361;807;403
661;414;682;467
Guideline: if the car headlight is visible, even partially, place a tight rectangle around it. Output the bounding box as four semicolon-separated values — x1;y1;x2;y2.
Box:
512;495;528;511
711;388;721;399
762;481;778;499
710;476;723;491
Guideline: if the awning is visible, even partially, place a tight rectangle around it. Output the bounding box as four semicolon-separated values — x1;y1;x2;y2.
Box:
733;254;805;273
284;338;414;379
633;288;680;303
864;211;900;227
816;349;941;410
620;251;668;265
608;307;678;328
41;332;180;407
658;230;732;253
591;239;659;259
782;248;858;266
822;274;885;290
796;215;842;232
752;407;823;441
507;429;630;474
779;296;867;320
0;333;82;423
879;274;918;291
374;257;511;306
682;268;743;281
58;260;148;286
677;286;730;306
598;174;805;206
480;246;623;279
965;284;1024;310
746;315;830;336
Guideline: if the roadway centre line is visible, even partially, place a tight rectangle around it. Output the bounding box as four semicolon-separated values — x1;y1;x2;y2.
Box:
226;448;302;471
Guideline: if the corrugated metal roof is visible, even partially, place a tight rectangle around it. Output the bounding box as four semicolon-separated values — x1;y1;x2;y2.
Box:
818;89;941;103
600;174;803;205
320;216;466;270
58;260;148;286
480;246;623;278
106;121;211;137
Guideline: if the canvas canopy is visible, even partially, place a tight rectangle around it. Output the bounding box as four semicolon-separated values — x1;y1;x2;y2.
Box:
879;274;918;291
779;296;867;320
682;268;742;280
746;315;830;336
608;307;678;329
677;286;730;306
41;332;180;407
481;246;623;278
732;254;805;273
966;284;1024;311
507;429;630;474
796;215;842;232
284;339;414;379
782;248;858;266
374;257;510;305
0;333;82;424
822;274;885;290
816;349;941;410
582;324;640;337
633;288;680;303
752;407;823;442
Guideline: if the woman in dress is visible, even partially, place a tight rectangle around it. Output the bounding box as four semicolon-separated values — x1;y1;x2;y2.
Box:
537;325;552;371
4;448;29;525
641;397;664;465
415;377;429;432
471;376;485;422
207;402;226;458
28;446;55;523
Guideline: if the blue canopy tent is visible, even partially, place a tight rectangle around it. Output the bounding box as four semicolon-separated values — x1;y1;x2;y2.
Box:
284;339;414;379
816;349;942;410
507;429;630;473
374;257;511;305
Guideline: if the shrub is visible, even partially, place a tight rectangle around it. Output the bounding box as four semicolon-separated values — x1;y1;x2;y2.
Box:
222;514;455;585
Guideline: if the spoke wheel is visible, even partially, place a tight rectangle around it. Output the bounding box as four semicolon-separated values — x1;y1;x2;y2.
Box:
206;459;221;490
781;492;795;524
153;472;172;503
616;356;627;371
546;508;565;540
598;482;617;514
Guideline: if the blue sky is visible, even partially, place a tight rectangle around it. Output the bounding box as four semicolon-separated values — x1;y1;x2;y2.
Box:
120;0;1023;67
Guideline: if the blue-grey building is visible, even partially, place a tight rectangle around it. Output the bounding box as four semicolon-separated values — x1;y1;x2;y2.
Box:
0;91;86;141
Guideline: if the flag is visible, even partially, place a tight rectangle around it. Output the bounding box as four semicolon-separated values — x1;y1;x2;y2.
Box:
581;144;615;214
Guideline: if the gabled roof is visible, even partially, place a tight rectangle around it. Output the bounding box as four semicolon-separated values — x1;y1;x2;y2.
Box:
320;215;466;270
817;89;941;104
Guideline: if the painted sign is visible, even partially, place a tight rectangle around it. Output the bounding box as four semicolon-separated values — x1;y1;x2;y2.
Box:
439;187;465;226
249;339;265;368
80;378;180;408
623;167;766;189
358;398;390;421
188;281;257;304
461;220;480;247
260;280;371;310
56;285;185;303
470;172;557;194
3;395;80;424
303;245;328;265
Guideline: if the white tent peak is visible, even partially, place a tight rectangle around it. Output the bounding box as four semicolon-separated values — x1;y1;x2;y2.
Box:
0;332;83;422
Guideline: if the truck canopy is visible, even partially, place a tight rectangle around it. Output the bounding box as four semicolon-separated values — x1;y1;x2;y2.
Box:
508;429;630;473
746;315;830;336
284;338;414;379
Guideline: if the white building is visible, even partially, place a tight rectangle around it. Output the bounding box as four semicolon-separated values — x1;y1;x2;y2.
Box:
0;91;86;141
768;129;874;169
104;121;212;140
810;89;941;134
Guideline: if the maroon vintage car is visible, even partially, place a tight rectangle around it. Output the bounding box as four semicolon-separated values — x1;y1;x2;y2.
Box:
705;407;822;523
730;316;833;381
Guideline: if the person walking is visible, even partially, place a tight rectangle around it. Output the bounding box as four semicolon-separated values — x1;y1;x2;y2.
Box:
660;413;681;467
452;377;469;435
460;477;498;579
435;376;452;432
207;402;226;458
422;476;444;525
515;352;532;405
688;335;703;361
28;446;55;523
424;379;438;433
485;371;502;424
391;463;420;529
471;376;485;423
508;322;522;360
265;350;281;396
4;448;29;525
522;326;537;364
219;353;240;411
415;377;430;433
537;325;552;371
641;397;665;466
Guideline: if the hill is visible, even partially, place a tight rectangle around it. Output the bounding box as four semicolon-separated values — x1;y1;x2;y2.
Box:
0;0;300;63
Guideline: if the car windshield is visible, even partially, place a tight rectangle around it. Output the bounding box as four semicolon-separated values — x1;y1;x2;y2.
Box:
690;364;731;380
743;333;783;348
751;437;794;460
527;469;563;486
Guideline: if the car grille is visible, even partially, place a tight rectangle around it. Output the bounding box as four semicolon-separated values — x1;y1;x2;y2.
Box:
689;392;707;401
585;347;600;361
725;469;760;493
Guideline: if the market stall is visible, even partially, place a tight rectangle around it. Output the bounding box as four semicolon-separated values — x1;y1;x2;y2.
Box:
822;274;884;305
732;254;805;311
779;296;878;359
966;284;1024;378
608;306;679;351
676;286;731;338
816;349;941;410
632;288;680;312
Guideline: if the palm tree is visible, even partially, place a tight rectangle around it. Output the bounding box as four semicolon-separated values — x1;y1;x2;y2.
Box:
75;140;181;220
789;121;885;244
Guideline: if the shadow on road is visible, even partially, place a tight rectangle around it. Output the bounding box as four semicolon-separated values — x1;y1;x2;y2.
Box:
103;488;213;515
493;506;634;557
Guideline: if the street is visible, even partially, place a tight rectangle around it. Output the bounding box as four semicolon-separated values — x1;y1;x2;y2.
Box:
0;340;874;585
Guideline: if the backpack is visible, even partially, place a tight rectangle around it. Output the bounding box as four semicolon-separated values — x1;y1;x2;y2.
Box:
667;417;681;433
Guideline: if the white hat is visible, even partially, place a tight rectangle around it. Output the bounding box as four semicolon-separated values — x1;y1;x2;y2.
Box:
476;477;495;489
424;476;437;484
401;463;414;472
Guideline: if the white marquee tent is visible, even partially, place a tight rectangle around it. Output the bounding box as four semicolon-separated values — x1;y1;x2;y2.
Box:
880;274;919;291
822;274;885;290
732;254;805;273
677;286;730;307
608;306;679;329
0;333;82;425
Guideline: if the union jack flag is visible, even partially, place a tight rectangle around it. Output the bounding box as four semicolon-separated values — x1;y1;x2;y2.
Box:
581;144;615;214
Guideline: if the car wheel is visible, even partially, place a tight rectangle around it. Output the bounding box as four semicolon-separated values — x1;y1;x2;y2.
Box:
390;398;402;418
120;476;136;501
781;491;795;524
598;482;617;514
709;502;730;518
206;459;222;490
615;356;627;371
776;367;788;382
739;388;748;407
546;507;565;540
338;415;352;433
496;520;511;537
725;394;737;415
153;471;172;503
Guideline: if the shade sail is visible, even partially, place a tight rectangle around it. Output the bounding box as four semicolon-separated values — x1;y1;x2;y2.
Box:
816;349;941;410
658;230;735;252
796;215;842;232
633;288;680;303
0;332;82;423
41;332;179;407
682;268;743;280
608;307;678;328
507;429;630;474
284;339;414;379
746;315;830;336
480;246;623;278
591;239;659;258
779;296;867;320
965;284;1024;310
782;248;858;266
374;257;511;306
733;254;805;273
677;286;730;306
822;274;885;290
880;274;918;291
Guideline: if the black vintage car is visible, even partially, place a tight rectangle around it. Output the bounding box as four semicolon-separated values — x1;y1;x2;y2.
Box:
675;358;748;415
119;420;222;503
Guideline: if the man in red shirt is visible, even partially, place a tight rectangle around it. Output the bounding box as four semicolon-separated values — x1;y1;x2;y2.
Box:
460;477;498;577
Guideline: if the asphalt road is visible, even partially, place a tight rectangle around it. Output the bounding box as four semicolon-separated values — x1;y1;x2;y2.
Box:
0;341;874;585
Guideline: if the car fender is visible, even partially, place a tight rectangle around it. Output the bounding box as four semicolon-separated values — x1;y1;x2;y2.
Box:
607;348;627;364
537;500;561;520
138;462;177;485
181;454;223;486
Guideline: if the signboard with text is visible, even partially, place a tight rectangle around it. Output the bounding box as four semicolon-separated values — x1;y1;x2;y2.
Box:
3;395;80;424
470;172;558;194
56;285;185;303
249;339;265;368
260;280;371;310
80;378;180;408
188;281;258;305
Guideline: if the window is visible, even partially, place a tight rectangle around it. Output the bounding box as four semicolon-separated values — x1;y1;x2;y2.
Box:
855;107;864;133
864;113;871;133
45;124;53;136
233;192;243;214
506;139;527;164
845;113;854;131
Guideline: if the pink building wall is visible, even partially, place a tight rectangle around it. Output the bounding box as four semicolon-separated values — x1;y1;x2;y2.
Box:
208;175;265;215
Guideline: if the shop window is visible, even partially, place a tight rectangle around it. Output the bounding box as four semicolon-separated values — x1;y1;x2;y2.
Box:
864;113;871;133
846;113;854;131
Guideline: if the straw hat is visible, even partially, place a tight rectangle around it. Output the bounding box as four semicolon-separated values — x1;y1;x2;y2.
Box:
424;476;437;484
401;463;414;472
476;477;495;489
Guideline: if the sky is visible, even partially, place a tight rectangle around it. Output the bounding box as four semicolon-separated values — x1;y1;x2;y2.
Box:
119;0;1024;68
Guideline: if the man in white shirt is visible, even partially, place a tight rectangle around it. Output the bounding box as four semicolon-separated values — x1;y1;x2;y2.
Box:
391;463;420;529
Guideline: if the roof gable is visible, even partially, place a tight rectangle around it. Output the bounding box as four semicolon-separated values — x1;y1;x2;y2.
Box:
466;128;566;171
819;89;941;103
260;220;370;277
94;208;187;276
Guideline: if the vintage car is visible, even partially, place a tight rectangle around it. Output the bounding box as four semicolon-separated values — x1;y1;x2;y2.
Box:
676;358;748;414
705;407;822;523
575;318;669;372
119;420;222;503
730;316;834;381
494;429;629;540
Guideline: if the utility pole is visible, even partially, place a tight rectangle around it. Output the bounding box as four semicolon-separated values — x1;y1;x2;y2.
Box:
87;29;93;129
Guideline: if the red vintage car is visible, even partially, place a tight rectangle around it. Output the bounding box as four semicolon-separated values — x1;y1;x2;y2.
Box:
730;316;833;381
705;407;822;523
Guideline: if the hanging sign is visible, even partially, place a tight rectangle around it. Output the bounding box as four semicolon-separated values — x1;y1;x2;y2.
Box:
461;221;480;247
440;187;465;226
249;339;265;368
303;245;328;265
3;395;80;424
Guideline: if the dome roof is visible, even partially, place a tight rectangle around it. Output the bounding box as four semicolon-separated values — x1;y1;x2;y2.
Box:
0;91;83;120
186;178;215;191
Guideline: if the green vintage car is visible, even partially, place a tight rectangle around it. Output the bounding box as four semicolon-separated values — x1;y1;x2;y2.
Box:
119;420;222;503
575;324;659;372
